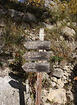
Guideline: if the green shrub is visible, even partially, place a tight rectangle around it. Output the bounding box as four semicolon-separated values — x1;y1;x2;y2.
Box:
51;56;63;63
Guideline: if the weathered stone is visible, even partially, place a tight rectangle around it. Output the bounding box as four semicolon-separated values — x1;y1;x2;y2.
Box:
23;12;37;23
53;68;64;78
0;67;10;77
66;41;76;51
42;72;49;80
42;89;49;103
0;76;33;105
44;0;58;10
57;79;64;88
56;21;62;27
62;26;76;38
60;36;64;41
63;71;69;77
60;59;67;67
51;77;57;83
44;23;56;30
47;89;67;104
67;90;74;101
0;76;19;105
51;82;56;87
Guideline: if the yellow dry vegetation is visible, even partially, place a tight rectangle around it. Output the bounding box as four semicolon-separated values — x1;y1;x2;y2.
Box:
68;0;77;14
29;0;41;3
28;0;44;6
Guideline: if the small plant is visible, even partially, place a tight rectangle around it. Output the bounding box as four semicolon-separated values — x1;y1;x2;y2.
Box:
0;62;3;67
51;56;63;63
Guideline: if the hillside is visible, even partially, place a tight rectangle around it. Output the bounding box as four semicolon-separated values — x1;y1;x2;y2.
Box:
0;0;77;105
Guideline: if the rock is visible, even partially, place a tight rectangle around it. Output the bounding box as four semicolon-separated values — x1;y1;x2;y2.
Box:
0;21;5;27
72;22;77;26
0;76;19;105
60;59;67;66
42;89;49;103
67;22;77;27
9;9;24;18
53;68;64;78
0;9;7;15
61;77;68;84
23;12;37;23
44;103;50;105
66;41;76;51
63;75;67;80
72;52;77;58
44;0;58;10
51;82;56;87
60;36;64;41
63;65;72;73
8;9;37;23
57;79;64;88
56;21;62;27
47;89;67;104
67;22;71;26
44;23;56;30
62;26;76;39
0;67;10;77
42;72;49;80
51;77;57;83
25;79;30;93
0;76;33;105
67;90;74;101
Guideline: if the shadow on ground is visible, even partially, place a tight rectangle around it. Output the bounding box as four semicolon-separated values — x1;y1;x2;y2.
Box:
71;64;77;105
9;72;26;105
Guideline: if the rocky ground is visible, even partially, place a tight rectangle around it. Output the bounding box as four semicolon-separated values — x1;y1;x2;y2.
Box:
0;0;77;105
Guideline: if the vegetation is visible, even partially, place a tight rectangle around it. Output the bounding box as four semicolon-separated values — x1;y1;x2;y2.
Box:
0;0;77;104
68;0;77;15
0;0;76;68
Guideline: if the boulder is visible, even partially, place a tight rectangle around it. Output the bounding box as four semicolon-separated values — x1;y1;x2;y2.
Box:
0;67;10;77
61;26;76;39
53;68;64;78
67;90;74;101
0;76;19;105
44;0;58;10
23;12;37;23
0;76;32;105
47;89;67;104
44;23;56;30
57;79;64;88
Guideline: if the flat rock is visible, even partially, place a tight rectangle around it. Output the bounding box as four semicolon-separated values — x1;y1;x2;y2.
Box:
0;76;32;105
0;76;19;105
44;23;56;30
53;68;64;78
47;89;67;104
57;79;64;88
62;26;76;38
0;67;10;77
